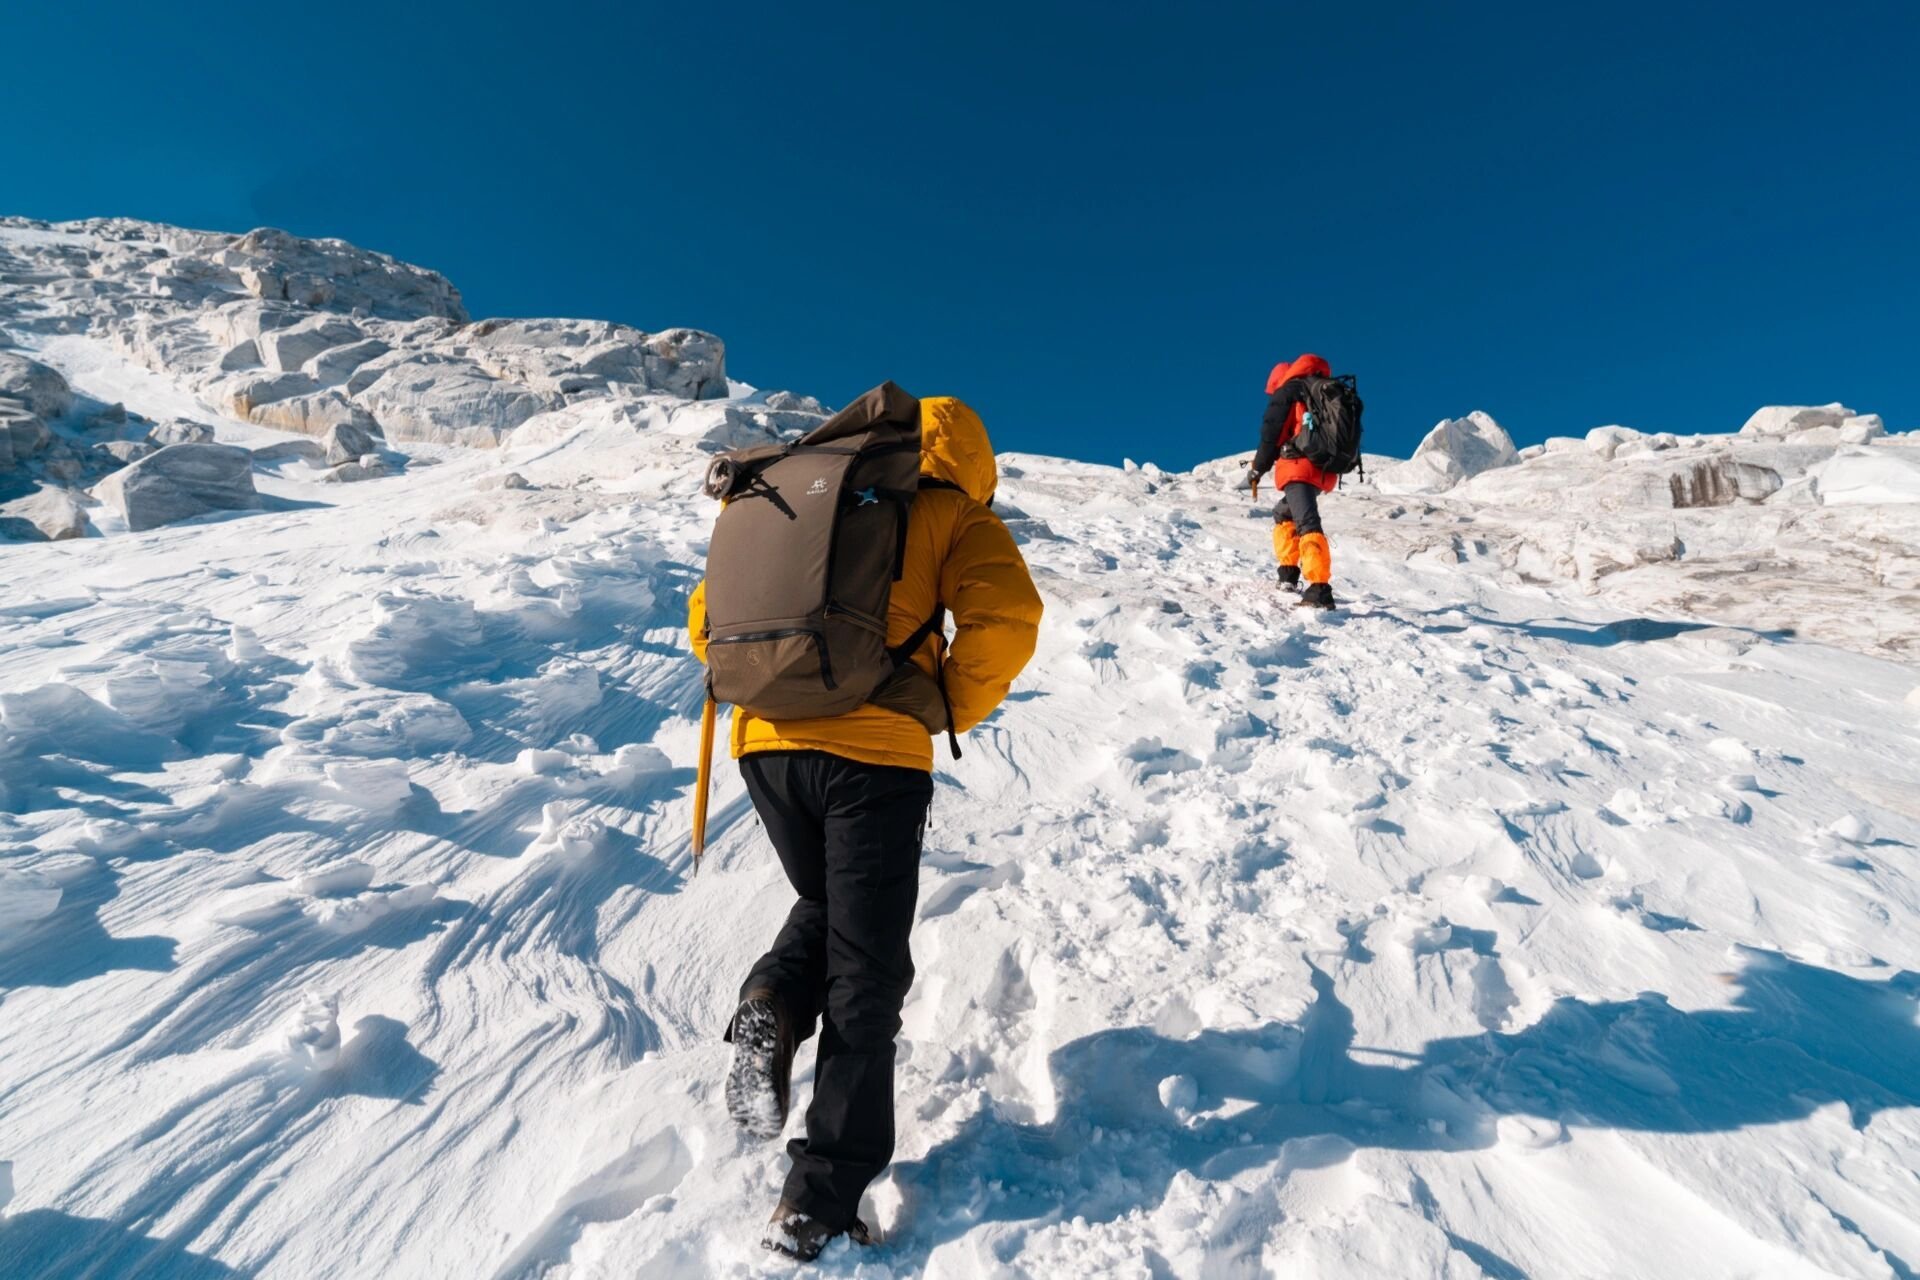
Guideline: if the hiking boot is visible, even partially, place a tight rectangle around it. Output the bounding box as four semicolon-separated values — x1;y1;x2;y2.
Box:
761;1202;874;1261
1276;564;1302;590
725;992;794;1140
1297;582;1337;610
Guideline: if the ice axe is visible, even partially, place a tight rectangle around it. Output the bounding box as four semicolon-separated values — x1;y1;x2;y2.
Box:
692;694;716;871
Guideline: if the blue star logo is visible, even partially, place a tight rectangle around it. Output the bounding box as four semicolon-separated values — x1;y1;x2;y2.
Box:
857;487;879;506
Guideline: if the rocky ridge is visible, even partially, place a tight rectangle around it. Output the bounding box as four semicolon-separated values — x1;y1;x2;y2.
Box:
0;216;754;539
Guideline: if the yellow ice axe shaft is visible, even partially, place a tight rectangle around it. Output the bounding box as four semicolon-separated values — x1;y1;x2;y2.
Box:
692;695;717;871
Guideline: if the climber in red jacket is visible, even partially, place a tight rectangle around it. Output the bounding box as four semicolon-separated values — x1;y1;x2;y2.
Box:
1248;353;1339;609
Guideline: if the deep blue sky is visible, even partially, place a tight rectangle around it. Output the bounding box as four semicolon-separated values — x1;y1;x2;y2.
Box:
4;2;1916;465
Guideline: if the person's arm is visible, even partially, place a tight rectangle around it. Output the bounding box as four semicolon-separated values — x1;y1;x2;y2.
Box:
1249;380;1308;474
937;505;1043;733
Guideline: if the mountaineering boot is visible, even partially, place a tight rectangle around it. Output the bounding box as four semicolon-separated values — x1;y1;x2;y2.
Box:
1297;582;1337;610
1275;564;1302;590
761;1202;875;1261
725;992;795;1140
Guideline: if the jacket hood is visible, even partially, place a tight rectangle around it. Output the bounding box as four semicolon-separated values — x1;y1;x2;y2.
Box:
919;396;997;503
1266;353;1331;395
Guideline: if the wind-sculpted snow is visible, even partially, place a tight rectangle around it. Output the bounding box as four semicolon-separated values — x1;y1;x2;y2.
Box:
2;218;1919;1277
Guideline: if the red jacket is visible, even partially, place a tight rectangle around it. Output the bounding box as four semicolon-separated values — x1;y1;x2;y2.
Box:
1255;353;1337;494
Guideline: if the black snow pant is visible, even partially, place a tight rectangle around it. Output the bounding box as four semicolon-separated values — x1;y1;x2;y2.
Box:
1273;481;1323;537
737;750;933;1229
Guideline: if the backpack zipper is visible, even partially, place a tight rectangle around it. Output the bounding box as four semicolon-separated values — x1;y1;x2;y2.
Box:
824;601;889;636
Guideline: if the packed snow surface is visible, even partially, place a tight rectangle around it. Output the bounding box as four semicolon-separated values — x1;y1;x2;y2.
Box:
3;218;1919;1278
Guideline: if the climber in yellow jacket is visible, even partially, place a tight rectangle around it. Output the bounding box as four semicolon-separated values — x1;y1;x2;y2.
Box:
687;395;1042;1260
689;396;1041;770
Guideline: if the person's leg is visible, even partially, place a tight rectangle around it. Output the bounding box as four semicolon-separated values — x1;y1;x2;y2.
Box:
780;759;933;1229
737;754;830;1040
1271;502;1300;565
1272;498;1301;586
1284;483;1331;586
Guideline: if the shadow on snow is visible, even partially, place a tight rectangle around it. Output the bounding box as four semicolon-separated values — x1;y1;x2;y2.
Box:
0;1211;249;1280
888;952;1920;1264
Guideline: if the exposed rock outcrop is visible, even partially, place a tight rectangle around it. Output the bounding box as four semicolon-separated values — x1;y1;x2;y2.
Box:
0;485;93;541
350;356;558;446
320;454;397;483
91;442;261;531
0;351;73;419
256;315;365;372
1375;411;1517;495
2;217;733;459
151;418;216;446
1;400;52;470
323;419;382;465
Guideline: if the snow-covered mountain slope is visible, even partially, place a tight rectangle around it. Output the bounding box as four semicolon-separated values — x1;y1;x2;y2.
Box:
3;219;1919;1278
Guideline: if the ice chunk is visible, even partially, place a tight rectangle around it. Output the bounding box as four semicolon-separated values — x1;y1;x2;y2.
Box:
227;625;268;662
324;759;414;813
340;593;490;688
1707;738;1755;765
532;802;607;859
1158;1074;1199;1114
294;860;377;897
306;882;438;931
282;990;342;1071
295;690;471;757
1826;814;1875;845
518;747;573;776
1496;1115;1566;1150
603;743;672;787
104;658;221;733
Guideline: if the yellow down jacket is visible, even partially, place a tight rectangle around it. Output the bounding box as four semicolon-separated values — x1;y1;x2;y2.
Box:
687;396;1043;772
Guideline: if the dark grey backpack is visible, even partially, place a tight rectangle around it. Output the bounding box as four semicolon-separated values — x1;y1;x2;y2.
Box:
700;382;927;720
1286;373;1367;477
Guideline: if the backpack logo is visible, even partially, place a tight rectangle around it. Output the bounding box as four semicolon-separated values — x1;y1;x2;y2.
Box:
856;487;879;506
807;478;829;496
